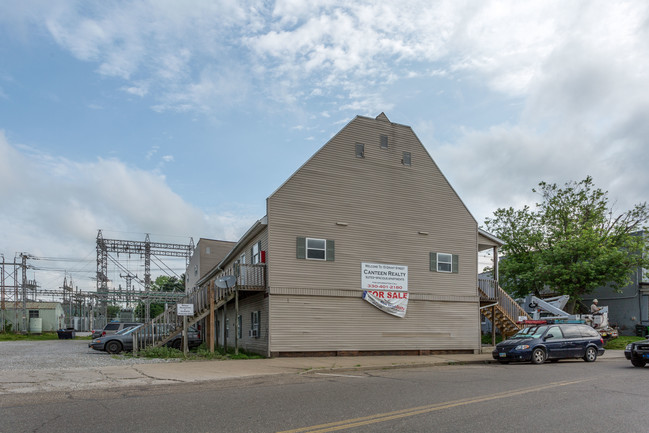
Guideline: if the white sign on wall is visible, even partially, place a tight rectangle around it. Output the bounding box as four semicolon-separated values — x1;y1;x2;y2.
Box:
177;303;194;316
361;262;409;318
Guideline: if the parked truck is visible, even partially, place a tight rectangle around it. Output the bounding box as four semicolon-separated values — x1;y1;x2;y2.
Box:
520;295;618;340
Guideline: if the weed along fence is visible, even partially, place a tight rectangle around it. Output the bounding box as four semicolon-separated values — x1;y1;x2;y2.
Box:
132;264;265;355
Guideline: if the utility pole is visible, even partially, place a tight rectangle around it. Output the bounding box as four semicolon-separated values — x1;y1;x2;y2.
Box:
21;253;27;334
1;254;4;333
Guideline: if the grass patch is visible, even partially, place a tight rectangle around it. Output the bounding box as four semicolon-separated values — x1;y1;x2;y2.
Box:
134;342;265;360
138;346;186;359
481;334;503;345
0;331;92;341
604;335;645;350
0;332;60;341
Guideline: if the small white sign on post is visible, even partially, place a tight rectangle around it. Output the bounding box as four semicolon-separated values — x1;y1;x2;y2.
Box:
177;303;194;316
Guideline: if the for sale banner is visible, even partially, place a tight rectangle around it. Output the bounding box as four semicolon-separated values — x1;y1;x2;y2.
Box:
361;263;408;318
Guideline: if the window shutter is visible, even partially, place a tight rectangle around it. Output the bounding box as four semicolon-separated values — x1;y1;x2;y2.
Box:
296;237;306;259
430;252;437;272
452;254;459;273
258;311;262;337
326;240;335;261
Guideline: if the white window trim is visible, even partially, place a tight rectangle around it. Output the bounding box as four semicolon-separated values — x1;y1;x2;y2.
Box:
437;253;453;273
306;237;327;260
252;242;261;264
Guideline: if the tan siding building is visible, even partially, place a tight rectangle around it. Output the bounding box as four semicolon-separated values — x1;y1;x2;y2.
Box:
186;239;236;291
201;113;484;356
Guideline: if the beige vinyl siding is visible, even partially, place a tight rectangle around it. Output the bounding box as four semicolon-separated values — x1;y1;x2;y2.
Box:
267;115;477;296
269;295;478;352
218;231;268;270
186;239;236;290
266;115;480;353
219;293;268;356
209;231;270;356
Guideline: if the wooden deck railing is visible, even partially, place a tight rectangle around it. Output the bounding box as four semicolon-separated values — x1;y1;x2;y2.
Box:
478;278;530;337
132;264;266;354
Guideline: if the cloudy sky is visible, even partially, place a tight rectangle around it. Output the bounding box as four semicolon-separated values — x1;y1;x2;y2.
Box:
1;0;648;293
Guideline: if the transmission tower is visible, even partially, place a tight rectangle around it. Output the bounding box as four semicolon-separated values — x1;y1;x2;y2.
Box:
95;230;194;317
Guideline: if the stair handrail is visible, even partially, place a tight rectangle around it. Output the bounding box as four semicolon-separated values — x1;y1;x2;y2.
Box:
132;283;212;353
132;264;267;354
478;277;530;330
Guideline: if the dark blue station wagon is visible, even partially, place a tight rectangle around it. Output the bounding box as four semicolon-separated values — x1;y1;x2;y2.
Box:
492;323;605;364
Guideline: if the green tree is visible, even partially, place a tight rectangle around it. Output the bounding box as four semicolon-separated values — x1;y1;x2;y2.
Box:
106;304;121;319
150;275;184;292
485;176;649;311
135;274;185;319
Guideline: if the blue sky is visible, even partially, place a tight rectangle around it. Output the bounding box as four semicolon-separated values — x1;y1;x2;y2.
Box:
1;1;648;292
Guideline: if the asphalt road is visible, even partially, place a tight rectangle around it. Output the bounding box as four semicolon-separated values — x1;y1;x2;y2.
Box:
1;356;644;433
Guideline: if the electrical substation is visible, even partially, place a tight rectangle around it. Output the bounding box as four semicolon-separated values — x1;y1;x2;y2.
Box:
0;230;194;333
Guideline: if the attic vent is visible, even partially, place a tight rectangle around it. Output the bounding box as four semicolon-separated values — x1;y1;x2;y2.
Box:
355;143;365;158
402;151;411;166
380;134;388;149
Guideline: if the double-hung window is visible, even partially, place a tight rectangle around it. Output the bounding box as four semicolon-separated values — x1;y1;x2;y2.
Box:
251;241;261;264
307;238;326;260
296;237;335;261
437;253;452;272
430;252;459;273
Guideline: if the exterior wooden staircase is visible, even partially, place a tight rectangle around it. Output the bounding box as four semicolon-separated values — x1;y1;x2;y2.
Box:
479;278;530;337
132;264;266;354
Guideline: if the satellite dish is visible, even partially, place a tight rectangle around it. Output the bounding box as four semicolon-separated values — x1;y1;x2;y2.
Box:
216;275;236;289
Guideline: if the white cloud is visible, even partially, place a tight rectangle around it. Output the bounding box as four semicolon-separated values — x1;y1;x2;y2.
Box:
4;0;648;118
0;132;255;290
3;0;649;260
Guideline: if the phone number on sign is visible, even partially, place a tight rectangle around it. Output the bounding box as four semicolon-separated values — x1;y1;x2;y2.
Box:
366;284;404;290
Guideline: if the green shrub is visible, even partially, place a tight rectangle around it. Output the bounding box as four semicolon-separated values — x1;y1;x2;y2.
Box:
139;346;186;359
604;335;645;350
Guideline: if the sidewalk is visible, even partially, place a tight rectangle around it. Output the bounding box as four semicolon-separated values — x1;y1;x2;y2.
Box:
0;349;625;395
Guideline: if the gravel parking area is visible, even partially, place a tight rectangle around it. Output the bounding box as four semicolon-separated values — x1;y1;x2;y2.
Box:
0;339;178;371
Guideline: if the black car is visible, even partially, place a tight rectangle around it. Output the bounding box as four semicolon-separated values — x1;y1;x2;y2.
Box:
493;323;605;364
624;338;649;367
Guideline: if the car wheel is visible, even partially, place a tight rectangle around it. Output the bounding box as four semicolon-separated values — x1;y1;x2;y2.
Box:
631;359;646;368
531;348;546;364
172;339;182;350
583;346;597;362
105;341;123;354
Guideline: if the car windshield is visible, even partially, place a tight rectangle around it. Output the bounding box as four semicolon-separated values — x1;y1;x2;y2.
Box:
116;325;142;335
510;326;548;339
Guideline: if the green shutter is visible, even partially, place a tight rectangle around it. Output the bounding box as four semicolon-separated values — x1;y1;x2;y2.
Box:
452;254;459;273
430;252;437;272
326;240;335;261
296;237;306;259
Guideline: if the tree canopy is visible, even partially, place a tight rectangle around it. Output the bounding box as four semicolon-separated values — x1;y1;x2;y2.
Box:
150;275;185;293
484;176;649;309
135;274;185;319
